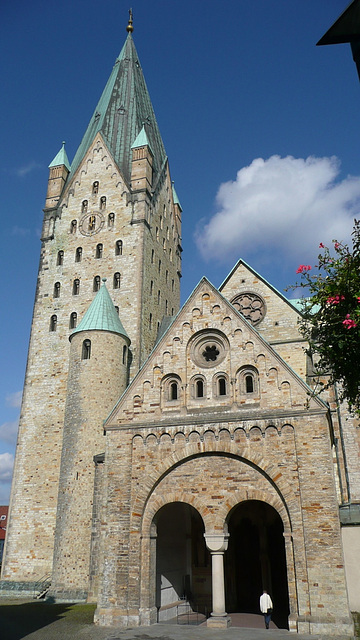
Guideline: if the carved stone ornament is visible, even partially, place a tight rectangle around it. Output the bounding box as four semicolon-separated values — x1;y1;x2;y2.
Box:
190;330;228;369
231;292;266;325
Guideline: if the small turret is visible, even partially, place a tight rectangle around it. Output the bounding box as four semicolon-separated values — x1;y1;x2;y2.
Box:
44;142;70;210
130;126;154;193
50;280;131;600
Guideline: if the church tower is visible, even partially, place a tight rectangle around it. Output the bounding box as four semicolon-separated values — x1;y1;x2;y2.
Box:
2;17;182;585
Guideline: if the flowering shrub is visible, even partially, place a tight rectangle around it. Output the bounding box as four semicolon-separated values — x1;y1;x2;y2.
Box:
291;220;360;412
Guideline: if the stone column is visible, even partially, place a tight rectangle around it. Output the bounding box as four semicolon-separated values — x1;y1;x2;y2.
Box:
204;533;231;628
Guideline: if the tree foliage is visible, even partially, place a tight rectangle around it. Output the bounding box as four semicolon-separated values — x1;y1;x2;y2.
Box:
292;220;360;413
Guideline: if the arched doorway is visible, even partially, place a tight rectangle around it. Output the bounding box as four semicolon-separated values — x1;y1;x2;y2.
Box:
225;500;290;629
155;502;211;619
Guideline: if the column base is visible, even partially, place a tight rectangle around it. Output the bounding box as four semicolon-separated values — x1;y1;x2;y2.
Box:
207;615;232;628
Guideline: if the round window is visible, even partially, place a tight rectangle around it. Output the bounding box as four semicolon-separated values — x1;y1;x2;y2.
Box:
231;292;266;325
190;330;228;368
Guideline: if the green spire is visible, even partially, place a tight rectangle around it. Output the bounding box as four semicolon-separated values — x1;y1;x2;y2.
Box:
70;33;166;185
71;279;130;342
49;142;70;171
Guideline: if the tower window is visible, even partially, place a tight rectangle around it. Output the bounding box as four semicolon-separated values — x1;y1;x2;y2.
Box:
149;313;152;329
96;243;103;259
115;305;119;315
75;247;82;262
57;250;64;266
53;282;61;298
156;227;159;241
122;345;127;365
115;240;123;256
73;279;80;295
93;276;101;292
171;279;174;292
165;300;168;314
100;196;106;210
88;215;96;231
165;270;168;283
157;290;161;304
50;315;57;332
92;181;99;195
108;212;115;228
113;272;121;289
158;259;161;273
82;339;91;360
151;250;154;264
69;312;77;329
82;200;88;213
70;220;77;234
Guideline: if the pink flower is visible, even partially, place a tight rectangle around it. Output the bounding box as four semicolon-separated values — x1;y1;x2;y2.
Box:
296;265;311;274
342;314;357;329
357;297;360;304
327;295;345;305
334;242;340;250
319;242;324;248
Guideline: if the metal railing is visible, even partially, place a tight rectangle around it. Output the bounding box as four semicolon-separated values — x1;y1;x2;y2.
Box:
176;601;207;625
33;574;51;599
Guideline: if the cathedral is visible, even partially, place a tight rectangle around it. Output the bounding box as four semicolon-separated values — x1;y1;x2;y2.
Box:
1;15;359;637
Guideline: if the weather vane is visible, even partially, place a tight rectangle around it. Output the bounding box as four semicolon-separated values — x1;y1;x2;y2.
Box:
127;8;134;33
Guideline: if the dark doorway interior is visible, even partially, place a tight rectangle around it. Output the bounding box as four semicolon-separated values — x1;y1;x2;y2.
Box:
155;502;211;616
225;500;290;629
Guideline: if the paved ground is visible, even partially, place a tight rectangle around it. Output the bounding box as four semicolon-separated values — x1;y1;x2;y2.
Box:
0;599;352;640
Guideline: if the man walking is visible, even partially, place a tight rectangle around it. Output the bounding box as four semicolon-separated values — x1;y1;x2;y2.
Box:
260;589;273;629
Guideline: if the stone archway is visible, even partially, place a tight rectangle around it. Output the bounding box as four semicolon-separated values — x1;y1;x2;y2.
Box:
225;500;290;629
153;502;210;621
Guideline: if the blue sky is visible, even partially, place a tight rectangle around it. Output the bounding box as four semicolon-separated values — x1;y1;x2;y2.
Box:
1;0;360;502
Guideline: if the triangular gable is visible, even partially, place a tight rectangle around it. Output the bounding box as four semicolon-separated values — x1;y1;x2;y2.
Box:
105;277;326;429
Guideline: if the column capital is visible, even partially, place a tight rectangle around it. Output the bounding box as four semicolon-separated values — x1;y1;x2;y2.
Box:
204;533;229;553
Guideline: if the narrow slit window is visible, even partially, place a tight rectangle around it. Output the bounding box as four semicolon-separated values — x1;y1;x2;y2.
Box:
70;220;77;234
73;279;80;295
100;196;106;210
113;272;121;289
69;312;77;329
92;181;99;195
82;339;91;360
96;243;103;258
82;200;88;213
108;212;115;228
75;247;82;263
115;240;123;256
122;345;127;365
57;250;64;266
93;276;101;292
50;315;57;332
53;282;61;298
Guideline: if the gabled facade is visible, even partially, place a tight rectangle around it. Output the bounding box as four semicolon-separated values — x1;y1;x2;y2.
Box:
1;16;359;638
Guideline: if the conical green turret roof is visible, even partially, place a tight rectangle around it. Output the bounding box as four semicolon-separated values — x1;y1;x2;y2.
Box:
49;142;70;171
71;279;130;342
70;33;166;185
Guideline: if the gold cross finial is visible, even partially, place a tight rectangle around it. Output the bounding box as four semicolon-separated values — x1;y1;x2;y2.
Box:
127;8;134;33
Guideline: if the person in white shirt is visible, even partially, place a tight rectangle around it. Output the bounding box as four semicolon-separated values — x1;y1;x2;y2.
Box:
260;590;273;629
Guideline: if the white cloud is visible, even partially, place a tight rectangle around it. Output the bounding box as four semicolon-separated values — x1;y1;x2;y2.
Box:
16;161;43;177
0;420;19;445
6;391;22;409
195;156;360;265
11;226;31;236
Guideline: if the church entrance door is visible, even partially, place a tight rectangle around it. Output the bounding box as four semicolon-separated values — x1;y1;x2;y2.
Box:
155;502;211;619
225;500;290;629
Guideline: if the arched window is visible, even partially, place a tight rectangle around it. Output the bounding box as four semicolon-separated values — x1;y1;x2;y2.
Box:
115;240;123;256
150;280;153;295
158;259;161;273
169;247;173;262
75;247;82;262
70;219;77;234
100;196;106;210
73;279;80;295
151;250;154;264
218;377;227;396
245;374;254;393
170;382;178;400
157;290;161;304
69;312;77;329
50;315;57;332
156;227;159;241
122;345;127;365
108;212;115;228
96;243;103;259
149;313;152;329
113;272;121;289
57;250;64;266
165;270;168;283
53;282;61;298
165;300;168;314
82;339;91;360
82;200;88;213
93;276;101;292
92;181;99;195
114;306;119;315
196;379;204;398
